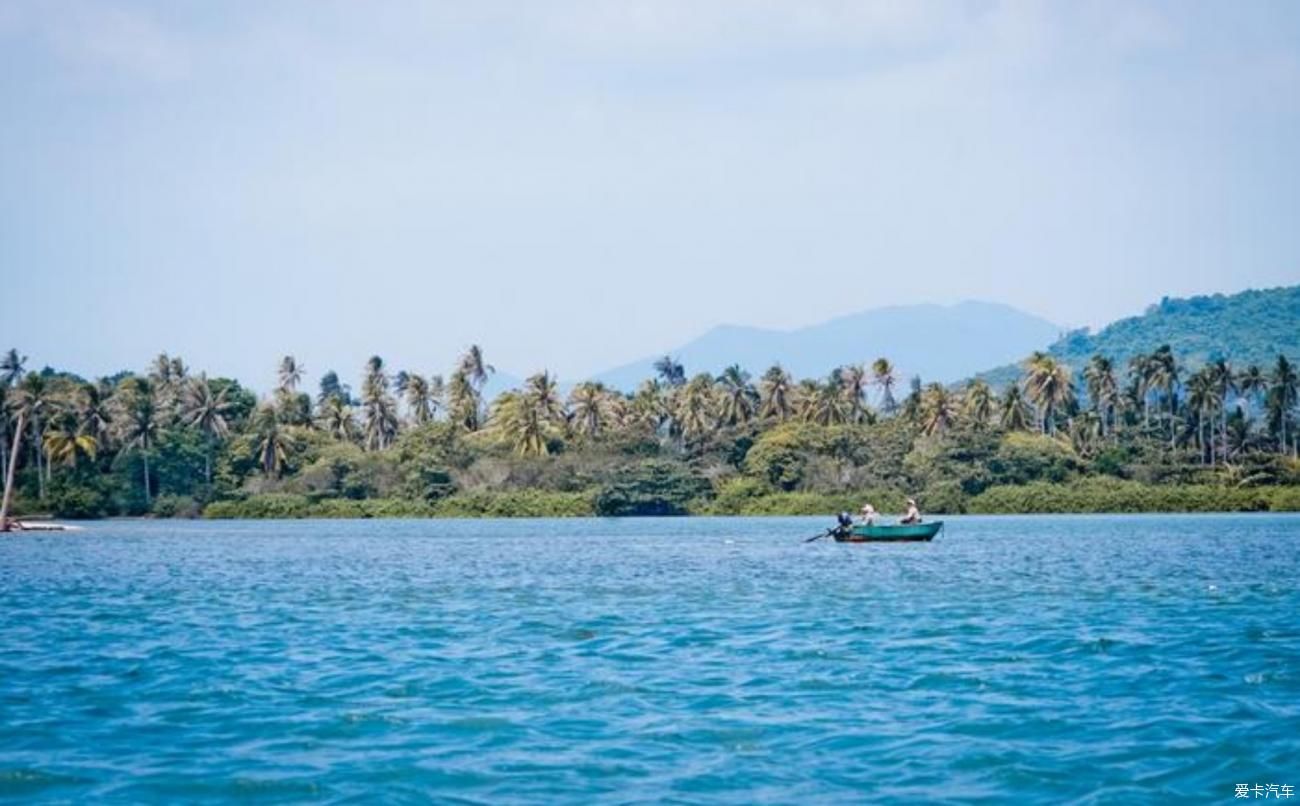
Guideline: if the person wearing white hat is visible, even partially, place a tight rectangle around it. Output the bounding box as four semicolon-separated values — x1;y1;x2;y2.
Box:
858;503;878;525
899;497;922;525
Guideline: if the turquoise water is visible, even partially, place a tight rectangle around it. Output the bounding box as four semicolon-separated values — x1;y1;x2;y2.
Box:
1;515;1297;803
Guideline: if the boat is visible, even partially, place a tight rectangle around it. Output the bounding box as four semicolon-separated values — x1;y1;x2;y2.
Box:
3;520;82;532
834;521;943;543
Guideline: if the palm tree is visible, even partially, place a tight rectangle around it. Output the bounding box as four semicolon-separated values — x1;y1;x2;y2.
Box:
1185;367;1215;464
872;358;898;414
13;373;54;499
1128;353;1155;426
1;364;42;529
181;373;233;484
490;392;547;457
403;374;434;425
112;377;159;505
0;381;33;530
1083;355;1119;438
963;380;994;429
1022;353;1074;436
716;365;758;426
149;353;184;423
1237;364;1267;422
42;410;97;469
0;386;9;492
1268;355;1298;455
804;377;848;426
0;349;25;388
999;383;1032;431
1207;358;1235;464
920;383;956;436
361;356;399;451
317;370;350;406
676;374;717;444
569;382;616;439
427;375;446;416
758;365;793;422
278;356;304;395
1148;345;1179;446
459;345;494;391
653;355;686;388
901;376;923;424
525;371;566;426
76;381;114;450
0;351;21;481
448;370;481;432
1068;413;1104;459
628;379;669;434
840;364;870;424
252;404;292;477
316;394;358;441
792;379;820;421
488;374;567;457
0;347;26;478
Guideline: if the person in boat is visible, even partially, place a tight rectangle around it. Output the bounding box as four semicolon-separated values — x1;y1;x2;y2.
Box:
858;504;878;525
834;511;854;539
899;498;922;524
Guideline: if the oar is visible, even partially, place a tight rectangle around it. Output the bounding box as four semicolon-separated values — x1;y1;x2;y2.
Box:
803;529;834;543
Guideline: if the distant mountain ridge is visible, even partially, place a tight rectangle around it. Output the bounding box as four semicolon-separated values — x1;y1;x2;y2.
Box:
590;301;1063;391
975;285;1300;388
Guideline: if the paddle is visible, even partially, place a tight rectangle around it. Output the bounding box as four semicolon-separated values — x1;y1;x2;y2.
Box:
803;529;834;543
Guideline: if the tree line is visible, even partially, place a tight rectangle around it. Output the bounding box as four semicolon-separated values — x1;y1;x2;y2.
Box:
0;343;1297;525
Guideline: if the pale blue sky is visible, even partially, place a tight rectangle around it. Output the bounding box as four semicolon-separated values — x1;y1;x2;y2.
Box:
2;1;1298;391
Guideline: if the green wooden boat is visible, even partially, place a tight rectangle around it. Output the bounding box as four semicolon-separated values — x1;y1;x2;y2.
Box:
835;521;943;543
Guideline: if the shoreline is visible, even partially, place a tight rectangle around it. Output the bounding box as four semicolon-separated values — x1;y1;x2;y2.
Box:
16;480;1300;523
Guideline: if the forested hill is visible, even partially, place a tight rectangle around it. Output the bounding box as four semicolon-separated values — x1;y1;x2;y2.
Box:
978;285;1300;387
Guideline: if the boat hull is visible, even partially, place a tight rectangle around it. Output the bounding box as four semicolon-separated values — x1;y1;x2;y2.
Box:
835;521;943;542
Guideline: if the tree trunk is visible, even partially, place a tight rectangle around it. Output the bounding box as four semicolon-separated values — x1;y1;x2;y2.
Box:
205;432;213;485
1169;394;1177;449
0;412;26;532
32;414;45;500
1220;406;1228;465
142;445;151;506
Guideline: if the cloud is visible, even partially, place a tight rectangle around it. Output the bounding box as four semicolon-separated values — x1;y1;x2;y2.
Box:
8;0;190;84
532;0;979;60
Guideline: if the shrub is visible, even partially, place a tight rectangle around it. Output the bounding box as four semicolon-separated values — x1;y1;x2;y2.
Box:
700;489;908;516
967;479;1288;514
307;498;371;518
151;494;201;519
990;433;1082;485
918;480;968;514
594;461;712;516
203;493;311;519
434;490;594;517
46;473;116;519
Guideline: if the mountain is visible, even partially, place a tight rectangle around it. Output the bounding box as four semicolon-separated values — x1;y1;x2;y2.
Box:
976;285;1300;388
591;301;1063;391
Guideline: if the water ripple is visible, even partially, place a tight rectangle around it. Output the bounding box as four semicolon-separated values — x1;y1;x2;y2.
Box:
1;514;1297;802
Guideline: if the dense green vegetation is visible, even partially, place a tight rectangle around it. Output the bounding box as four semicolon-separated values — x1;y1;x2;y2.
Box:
980;285;1300;388
1;319;1298;525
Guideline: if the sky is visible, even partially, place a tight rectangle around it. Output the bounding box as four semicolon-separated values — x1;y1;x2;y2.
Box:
2;0;1298;392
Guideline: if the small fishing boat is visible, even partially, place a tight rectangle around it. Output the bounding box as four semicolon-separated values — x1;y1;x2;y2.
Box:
2;520;81;532
835;522;943;543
